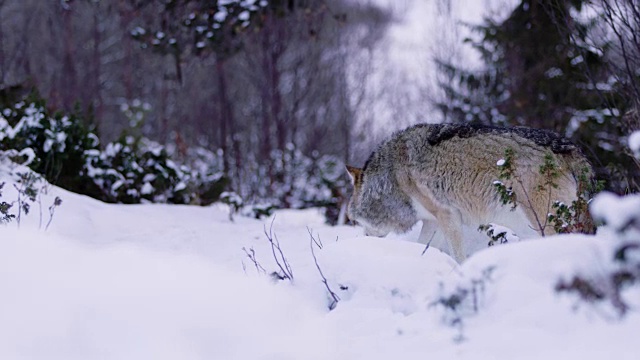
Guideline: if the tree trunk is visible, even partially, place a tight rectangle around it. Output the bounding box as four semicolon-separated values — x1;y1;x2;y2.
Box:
91;3;103;129
215;59;231;178
60;1;78;110
118;0;133;100
0;1;5;85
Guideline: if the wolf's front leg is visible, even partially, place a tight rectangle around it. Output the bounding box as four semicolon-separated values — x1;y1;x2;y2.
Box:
436;209;466;263
411;182;466;263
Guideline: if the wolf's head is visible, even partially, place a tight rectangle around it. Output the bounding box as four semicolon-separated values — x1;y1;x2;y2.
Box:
347;166;415;237
346;165;387;236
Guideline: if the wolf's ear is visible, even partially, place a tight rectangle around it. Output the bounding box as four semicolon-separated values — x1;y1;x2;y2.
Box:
346;165;362;185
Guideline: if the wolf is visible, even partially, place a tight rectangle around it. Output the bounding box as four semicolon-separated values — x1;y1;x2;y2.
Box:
346;123;594;263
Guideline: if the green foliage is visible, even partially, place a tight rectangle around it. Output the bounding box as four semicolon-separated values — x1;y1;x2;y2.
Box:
1;92;227;206
537;154;560;192
492;148;597;235
493;148;517;209
556;217;640;316
14;172;40;218
572;191;640;316
86;137;183;203
431;267;495;342
1;91;343;221
1;91;103;197
131;0;270;61
249;203;278;219
220;191;243;221
478;224;512;247
0;170;63;229
547;166;600;234
436;0;637;193
0;182;15;224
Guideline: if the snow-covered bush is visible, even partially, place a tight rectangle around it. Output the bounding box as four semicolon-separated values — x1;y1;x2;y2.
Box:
178;146;227;205
492;148;598;236
0;182;14;224
431;267;495;342
0;94;100;196
556;192;640;316
556;138;640;316
0;154;63;229
0;93;226;205
85;137;190;204
240;146;347;223
1;93;345;216
630;131;640;159
478;223;519;246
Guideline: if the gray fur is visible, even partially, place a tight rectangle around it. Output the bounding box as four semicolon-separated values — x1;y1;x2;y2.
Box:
347;123;593;263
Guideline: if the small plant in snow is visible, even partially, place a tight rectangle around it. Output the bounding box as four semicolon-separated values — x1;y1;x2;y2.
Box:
556;192;640;317
263;217;294;282
242;246;266;275
0;171;63;229
478;223;519;246
220;191;243;221
555;141;640;316
13;172;40;227
308;227;341;310
46;196;62;230
244;203;277;219
0;182;15;224
431;266;495;342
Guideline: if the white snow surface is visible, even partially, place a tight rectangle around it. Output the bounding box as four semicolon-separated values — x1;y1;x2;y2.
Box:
629;130;640;158
0;171;639;359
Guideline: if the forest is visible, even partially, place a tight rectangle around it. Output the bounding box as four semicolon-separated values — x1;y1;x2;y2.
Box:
0;0;638;218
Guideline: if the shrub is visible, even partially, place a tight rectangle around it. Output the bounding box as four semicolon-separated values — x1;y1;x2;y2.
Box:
0;182;15;224
492;148;599;236
556;192;640;316
241;146;347;223
1;92;346;220
0;93;229;205
0;94;101;197
555;137;640;316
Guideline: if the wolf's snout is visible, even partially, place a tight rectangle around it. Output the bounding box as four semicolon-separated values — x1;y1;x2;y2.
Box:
364;227;389;238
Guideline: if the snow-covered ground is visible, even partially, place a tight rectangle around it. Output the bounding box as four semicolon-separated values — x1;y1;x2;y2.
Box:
1;165;639;360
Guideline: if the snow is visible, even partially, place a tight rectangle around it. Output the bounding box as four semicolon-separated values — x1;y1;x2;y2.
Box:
0;168;639;359
629;130;640;158
591;191;640;235
238;10;250;21
140;182;154;195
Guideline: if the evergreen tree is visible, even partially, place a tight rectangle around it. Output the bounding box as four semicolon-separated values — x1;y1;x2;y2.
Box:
436;0;638;193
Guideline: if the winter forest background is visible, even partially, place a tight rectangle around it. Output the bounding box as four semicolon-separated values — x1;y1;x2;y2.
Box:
1;0;639;219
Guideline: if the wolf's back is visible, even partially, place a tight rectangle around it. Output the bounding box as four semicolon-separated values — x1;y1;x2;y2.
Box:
366;123;597;233
409;123;578;153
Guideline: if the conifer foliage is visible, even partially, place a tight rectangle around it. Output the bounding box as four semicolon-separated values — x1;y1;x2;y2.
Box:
436;0;638;193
